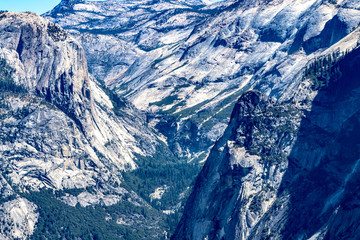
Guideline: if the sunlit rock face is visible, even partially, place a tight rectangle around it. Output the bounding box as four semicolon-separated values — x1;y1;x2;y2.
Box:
0;198;38;240
45;0;360;163
0;11;171;239
0;11;92;135
0;11;168;188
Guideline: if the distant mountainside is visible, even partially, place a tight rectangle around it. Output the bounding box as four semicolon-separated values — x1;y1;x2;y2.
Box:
44;0;360;164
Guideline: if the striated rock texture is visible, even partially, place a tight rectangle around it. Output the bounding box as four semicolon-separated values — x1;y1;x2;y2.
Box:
173;43;360;239
0;11;172;239
0;198;38;240
0;11;92;135
42;0;360;238
44;0;360;165
172;90;302;239
0;11;167;190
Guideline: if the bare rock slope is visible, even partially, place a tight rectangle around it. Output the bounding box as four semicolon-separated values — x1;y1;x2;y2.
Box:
173;31;360;240
0;11;170;239
45;0;360;163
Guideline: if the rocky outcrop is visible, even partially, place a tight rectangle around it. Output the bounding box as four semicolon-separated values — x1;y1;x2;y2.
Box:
0;11;167;186
172;91;302;239
50;0;86;14
0;12;174;239
0;0;359;238
173;42;360;239
0;198;38;240
0;11;92;135
0;94;109;191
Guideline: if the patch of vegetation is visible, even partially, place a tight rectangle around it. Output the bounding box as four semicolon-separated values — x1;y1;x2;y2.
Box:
61;187;94;197
304;51;344;90
97;82;128;117
149;94;179;107
151;53;176;69
0;11;8;21
138;43;164;52
176;83;191;89
25;189;166;240
149;83;192;114
121;145;202;235
0;58;26;93
107;88;127;115
123;161;200;207
172;97;212;118
260;226;274;240
162;100;186;114
12;106;34;120
0;194;16;205
194;82;205;91
199;90;244;131
249;194;263;213
78;27;130;36
47;23;67;42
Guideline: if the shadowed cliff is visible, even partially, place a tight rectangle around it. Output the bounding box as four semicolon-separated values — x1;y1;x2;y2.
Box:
172;46;360;240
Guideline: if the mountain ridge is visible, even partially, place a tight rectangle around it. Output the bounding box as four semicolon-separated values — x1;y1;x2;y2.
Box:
44;0;360;164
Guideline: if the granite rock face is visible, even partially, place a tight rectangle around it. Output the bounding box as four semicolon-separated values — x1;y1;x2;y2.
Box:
0;11;92;135
173;90;302;239
42;1;360;237
173;40;360;240
0;198;38;240
44;0;360;163
0;12;171;239
0;11;167;188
